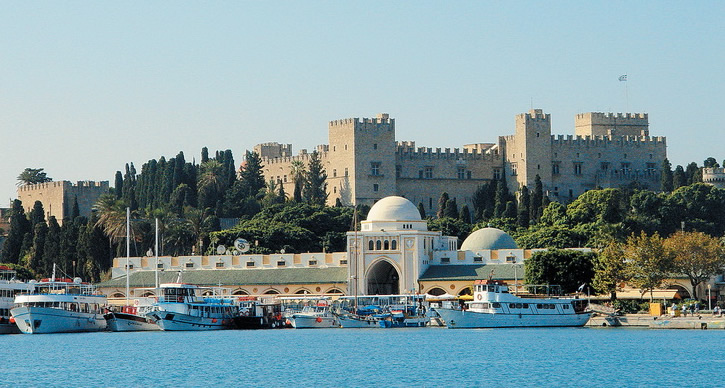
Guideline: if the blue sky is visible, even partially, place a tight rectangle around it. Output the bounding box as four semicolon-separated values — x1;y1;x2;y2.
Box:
1;2;723;204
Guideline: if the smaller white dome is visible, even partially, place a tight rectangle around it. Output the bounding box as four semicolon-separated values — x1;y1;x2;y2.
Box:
460;227;518;251
366;196;421;222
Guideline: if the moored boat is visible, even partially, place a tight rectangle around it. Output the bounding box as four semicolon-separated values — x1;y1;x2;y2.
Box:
11;271;107;334
433;279;591;329
0;266;33;334
290;299;339;329
233;296;285;329
104;296;160;332
145;283;237;331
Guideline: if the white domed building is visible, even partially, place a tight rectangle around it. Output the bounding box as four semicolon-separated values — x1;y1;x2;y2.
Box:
347;196;458;295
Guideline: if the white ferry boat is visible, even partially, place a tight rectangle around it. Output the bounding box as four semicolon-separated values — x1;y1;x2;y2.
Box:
0;266;33;334
145;283;237;331
11;275;107;334
433;279;591;328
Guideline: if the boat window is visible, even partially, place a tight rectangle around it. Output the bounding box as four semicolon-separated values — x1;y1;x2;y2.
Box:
509;303;516;309
487;285;495;292
537;304;543;309
482;303;489;309
522;303;528;309
492;302;501;308
515;303;523;309
563;305;570;309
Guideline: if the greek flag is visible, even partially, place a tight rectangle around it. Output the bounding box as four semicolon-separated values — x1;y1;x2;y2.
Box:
618;74;627;81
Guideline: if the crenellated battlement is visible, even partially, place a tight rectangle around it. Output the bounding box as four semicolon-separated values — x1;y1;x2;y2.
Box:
259;150;330;165
577;112;648;122
517;109;551;122
575;111;649;137
395;144;498;160
17;180;108;192
551;134;666;147
329;113;395;130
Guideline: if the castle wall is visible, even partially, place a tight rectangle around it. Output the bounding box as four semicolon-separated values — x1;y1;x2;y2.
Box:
17;181;109;225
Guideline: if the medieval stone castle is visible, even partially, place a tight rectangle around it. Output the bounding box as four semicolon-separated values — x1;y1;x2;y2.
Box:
254;109;667;215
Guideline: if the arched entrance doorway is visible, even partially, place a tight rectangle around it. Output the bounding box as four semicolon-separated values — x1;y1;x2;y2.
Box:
366;260;400;295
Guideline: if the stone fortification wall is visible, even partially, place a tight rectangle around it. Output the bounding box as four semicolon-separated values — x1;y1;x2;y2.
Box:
549;134;666;200
575;112;649;137
17;180;109;225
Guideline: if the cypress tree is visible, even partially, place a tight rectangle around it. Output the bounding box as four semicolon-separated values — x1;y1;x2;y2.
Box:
494;180;507;217
530;175;544;222
504;201;517;219
459;204;471;224
673;165;686;189
71;196;80;220
437;192;449;218
240;151;266;198
43;216;61;277
201;147;209;164
29;201;45;230
518;186;530;228
418;202;426;219
28;222;48;274
685;162;701;184
303;151;328;206
2;200;30;264
114;171;123;199
444;198;458;218
661;158;674;192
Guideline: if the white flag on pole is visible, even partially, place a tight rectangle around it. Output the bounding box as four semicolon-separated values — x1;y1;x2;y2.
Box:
618;74;627;81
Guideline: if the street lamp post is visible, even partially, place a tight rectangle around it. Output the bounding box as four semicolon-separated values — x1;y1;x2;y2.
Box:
708;284;712;311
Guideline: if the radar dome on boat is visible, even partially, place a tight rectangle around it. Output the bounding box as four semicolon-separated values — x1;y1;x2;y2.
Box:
366;196;421;222
460;227;518;251
74;277;82;283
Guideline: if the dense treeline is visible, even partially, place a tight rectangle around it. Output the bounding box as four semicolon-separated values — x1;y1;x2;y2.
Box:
3;152;725;295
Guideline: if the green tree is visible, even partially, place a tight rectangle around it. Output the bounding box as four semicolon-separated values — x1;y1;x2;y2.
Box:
517;186;530;228
685;162;701;185
661;158;674;192
524;249;595;294
673;165;686;189
665;231;725;301
437;192;450;218
443;198;458;219
29;200;45;230
290;160;306;203
530;175;544;223
1;200;31;264
114;171;124;199
459;204;471;224
42;216;61;278
624;231;672;301
417;202;426;219
494;180;508;218
197;160;224;210
303;151;328;206
27;222;48;273
16;168;52;186
428;217;472;243
704;157;719;168
592;242;628;300
240;151;266;198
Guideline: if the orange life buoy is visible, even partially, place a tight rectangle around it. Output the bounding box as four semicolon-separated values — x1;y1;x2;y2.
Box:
177;296;183;303
476;294;482;300
316;317;323;323
212;318;217;323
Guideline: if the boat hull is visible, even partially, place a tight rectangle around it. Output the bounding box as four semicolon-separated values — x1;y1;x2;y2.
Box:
291;314;338;329
0;322;20;334
104;312;160;332
148;310;232;331
11;307;107;334
434;308;591;329
337;315;379;328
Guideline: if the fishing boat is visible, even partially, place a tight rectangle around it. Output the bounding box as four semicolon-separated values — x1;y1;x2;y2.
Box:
233;296;285;329
433;279;591;328
0;266;32;334
289;299;339;329
334;303;382;328
10;267;107;334
104;296;160;332
145;283;237;331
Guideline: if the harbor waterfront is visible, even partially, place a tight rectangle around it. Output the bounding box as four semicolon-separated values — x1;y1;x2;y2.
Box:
4;327;725;386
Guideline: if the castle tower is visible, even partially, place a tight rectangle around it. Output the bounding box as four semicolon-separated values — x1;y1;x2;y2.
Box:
504;109;553;193
575;112;649;137
327;113;397;206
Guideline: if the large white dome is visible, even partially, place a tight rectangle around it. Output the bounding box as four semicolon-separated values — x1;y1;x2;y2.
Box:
460;227;518;251
366;196;422;222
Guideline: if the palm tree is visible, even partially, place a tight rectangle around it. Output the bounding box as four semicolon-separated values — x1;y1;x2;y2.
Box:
198;160;225;194
17;168;52;186
93;194;128;244
184;206;211;255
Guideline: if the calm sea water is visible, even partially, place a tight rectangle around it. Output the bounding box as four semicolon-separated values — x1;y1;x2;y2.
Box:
4;327;725;387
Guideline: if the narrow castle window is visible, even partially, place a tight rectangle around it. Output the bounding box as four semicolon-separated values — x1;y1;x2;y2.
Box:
333;169;337;177
373;143;378;150
574;162;583;175
552;163;560;175
457;167;465;179
493;169;502;180
345;168;348;177
424;167;433;179
369;240;374;250
511;163;518;176
373;184;379;192
371;162;381;176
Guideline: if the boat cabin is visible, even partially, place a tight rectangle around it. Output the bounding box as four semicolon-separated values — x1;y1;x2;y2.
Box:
159;283;198;303
473;279;509;294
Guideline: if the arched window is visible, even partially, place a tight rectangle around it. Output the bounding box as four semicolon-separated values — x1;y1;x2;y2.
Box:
376;240;382;250
384;240;390;250
391;240;397;250
369;240;374;250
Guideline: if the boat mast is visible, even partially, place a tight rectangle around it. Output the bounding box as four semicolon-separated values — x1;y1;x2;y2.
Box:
126;207;130;306
155;218;159;290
